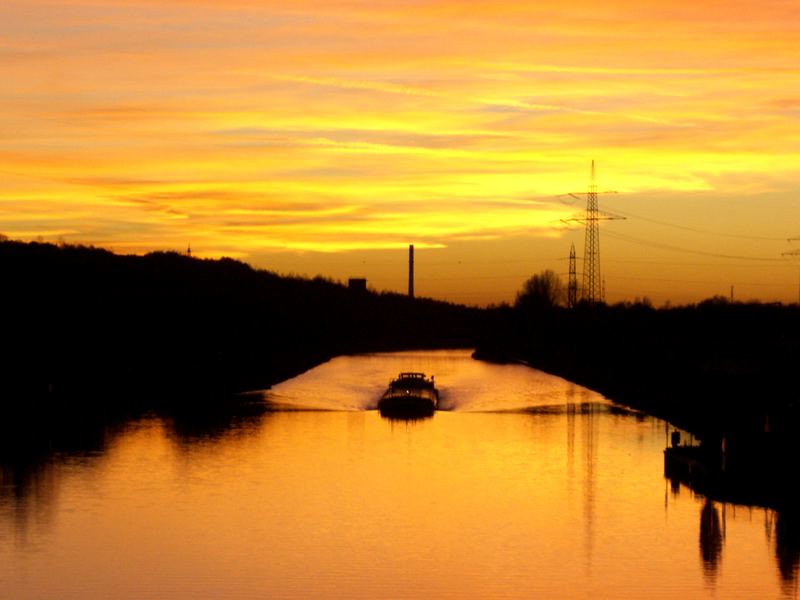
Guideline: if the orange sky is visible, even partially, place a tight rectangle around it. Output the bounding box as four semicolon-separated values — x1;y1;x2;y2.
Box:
1;0;799;305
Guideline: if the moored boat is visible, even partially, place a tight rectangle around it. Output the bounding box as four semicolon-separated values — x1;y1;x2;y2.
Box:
378;372;438;417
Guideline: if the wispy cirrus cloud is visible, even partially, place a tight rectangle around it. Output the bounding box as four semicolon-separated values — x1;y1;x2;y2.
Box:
1;0;799;303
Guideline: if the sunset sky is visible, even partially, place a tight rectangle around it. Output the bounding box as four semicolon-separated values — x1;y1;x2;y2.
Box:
2;0;799;305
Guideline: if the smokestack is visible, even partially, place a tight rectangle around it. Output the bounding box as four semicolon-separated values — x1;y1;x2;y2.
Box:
408;244;414;299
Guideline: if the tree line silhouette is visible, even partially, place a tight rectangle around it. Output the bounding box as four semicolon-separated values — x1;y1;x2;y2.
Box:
476;269;799;508
3;242;799;511
3;240;797;445
478;270;798;440
1;239;481;414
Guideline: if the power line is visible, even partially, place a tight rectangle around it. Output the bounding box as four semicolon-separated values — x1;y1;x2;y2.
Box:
606;207;788;241
608;274;794;288
415;257;564;266
604;258;792;268
417;274;531;282
603;230;786;262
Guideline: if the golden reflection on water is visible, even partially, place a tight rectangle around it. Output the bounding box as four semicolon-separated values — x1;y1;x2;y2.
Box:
0;350;797;599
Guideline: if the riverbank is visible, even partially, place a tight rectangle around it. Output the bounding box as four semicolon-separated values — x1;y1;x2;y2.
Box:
475;301;799;440
474;300;800;509
1;240;481;416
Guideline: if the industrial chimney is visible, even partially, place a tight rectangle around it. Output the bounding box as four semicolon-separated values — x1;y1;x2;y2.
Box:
408;244;414;299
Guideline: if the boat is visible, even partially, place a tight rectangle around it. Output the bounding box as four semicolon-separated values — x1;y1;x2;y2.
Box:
378;372;439;417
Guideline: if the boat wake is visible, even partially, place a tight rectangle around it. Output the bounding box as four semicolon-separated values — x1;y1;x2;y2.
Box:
260;349;610;413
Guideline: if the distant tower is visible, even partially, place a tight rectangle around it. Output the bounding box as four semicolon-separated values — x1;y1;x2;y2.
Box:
408;244;415;298
568;242;578;308
187;243;192;257
561;162;622;303
582;161;601;303
781;243;800;304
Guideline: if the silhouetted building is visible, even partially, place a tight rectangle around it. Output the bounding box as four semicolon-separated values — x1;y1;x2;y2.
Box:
348;278;367;292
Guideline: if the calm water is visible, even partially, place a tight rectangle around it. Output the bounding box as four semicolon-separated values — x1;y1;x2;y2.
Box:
1;349;796;599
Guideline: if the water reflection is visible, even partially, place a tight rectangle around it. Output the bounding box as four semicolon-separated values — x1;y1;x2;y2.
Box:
380;414;434;425
165;398;269;445
0;412;116;546
699;499;724;581
582;400;598;575
1;350;796;599
666;447;799;595
0;454;58;549
0;398;269;549
693;502;799;594
775;510;800;592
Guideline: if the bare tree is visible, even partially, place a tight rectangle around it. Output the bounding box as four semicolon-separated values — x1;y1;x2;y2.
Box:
516;270;566;312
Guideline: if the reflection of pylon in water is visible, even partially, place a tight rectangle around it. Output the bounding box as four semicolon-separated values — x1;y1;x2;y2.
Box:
578;161;624;303
568;242;578;308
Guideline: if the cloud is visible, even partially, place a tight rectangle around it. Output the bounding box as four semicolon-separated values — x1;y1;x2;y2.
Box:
2;0;799;303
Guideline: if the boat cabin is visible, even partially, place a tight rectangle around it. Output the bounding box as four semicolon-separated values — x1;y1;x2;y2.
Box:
390;372;434;389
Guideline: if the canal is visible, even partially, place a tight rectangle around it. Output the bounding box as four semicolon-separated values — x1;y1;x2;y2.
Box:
1;349;796;598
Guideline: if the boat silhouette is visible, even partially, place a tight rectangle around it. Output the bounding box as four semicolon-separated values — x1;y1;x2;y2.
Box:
378;372;438;418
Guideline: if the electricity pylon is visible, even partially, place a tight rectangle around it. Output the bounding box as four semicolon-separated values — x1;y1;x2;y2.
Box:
562;161;624;303
568;242;578;308
783;243;800;304
583;161;602;302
